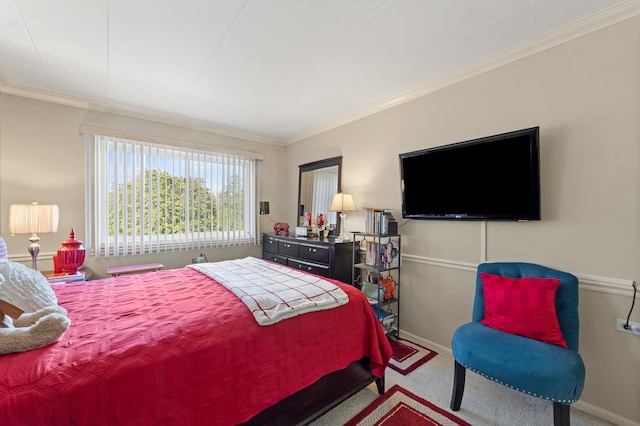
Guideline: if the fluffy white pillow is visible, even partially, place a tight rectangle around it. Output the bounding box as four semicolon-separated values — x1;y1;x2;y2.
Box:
0;260;58;312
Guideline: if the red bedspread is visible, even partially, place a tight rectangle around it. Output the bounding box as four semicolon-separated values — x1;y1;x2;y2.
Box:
0;267;391;425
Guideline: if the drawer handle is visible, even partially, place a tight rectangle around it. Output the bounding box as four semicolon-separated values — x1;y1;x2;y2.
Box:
308;248;316;253
285;244;291;248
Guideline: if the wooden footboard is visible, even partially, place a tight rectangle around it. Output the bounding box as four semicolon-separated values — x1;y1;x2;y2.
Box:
243;357;384;425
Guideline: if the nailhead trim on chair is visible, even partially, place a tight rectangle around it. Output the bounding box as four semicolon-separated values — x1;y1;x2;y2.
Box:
455;359;578;404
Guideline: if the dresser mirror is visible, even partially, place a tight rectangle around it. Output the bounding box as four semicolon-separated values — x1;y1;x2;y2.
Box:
297;156;342;235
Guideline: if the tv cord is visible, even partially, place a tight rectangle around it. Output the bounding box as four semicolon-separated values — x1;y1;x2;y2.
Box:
623;281;637;330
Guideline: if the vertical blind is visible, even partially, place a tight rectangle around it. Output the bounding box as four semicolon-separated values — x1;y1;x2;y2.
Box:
92;135;257;257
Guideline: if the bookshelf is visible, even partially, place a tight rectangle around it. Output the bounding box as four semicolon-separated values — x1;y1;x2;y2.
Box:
352;231;401;339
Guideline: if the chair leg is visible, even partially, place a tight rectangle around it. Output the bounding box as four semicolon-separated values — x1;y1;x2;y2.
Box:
553;402;570;426
450;360;466;411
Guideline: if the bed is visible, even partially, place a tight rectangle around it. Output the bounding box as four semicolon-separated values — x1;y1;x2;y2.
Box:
0;257;392;425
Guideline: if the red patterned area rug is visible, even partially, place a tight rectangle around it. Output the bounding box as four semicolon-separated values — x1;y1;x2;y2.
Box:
388;338;437;375
345;385;471;426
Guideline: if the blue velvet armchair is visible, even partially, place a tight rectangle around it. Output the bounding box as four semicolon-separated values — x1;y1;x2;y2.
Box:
450;262;585;426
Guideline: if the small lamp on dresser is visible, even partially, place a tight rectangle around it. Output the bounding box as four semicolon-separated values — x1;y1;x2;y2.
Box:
330;192;357;241
8;202;60;271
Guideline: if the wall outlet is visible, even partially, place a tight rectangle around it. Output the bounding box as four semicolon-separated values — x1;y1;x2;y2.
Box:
615;318;640;336
191;253;208;264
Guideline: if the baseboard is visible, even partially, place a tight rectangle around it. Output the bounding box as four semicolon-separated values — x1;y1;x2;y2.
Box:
399;329;453;357
571;400;640;426
398;329;639;426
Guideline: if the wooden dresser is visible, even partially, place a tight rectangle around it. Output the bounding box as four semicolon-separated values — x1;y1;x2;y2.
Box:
262;233;353;284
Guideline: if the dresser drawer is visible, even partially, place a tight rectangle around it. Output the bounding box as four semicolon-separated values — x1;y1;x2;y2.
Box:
264;253;287;265
278;240;299;257
298;243;330;264
263;235;279;254
287;259;330;277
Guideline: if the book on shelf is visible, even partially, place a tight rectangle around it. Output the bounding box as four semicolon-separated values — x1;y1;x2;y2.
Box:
365;241;378;266
364;208;397;235
364;236;400;268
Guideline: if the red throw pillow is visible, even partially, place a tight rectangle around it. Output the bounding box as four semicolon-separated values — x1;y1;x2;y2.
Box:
480;272;568;348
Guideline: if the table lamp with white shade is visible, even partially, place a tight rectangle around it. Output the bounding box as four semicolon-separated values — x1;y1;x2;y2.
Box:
329;192;357;241
9;202;59;271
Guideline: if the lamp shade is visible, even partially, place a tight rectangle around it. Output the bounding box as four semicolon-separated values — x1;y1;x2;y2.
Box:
9;203;60;235
330;193;357;212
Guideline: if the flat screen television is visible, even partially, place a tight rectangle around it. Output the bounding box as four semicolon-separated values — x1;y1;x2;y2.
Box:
399;127;541;221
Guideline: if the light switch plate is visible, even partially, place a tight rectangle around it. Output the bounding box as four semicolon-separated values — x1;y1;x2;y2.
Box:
259;201;270;215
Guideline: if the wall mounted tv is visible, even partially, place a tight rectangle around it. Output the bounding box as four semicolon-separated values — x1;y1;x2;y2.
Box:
399;127;541;221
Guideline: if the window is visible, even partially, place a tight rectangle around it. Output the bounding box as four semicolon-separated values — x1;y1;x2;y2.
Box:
88;134;258;257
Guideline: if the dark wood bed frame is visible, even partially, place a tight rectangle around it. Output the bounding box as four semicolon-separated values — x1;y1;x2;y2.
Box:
244;357;384;425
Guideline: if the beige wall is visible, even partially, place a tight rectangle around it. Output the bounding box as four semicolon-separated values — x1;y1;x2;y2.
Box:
286;17;640;425
0;94;286;277
1;14;638;426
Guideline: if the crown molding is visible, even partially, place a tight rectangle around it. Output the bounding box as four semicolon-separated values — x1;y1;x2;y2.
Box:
0;74;281;146
3;1;639;146
0;73;91;110
286;0;640;144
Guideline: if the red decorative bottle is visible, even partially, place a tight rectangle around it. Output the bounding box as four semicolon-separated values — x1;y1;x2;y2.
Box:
57;229;86;275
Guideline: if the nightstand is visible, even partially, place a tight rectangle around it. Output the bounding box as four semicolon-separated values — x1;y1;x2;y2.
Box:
44;271;87;284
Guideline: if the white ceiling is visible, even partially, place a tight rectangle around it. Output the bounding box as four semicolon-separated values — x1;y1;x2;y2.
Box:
0;0;637;143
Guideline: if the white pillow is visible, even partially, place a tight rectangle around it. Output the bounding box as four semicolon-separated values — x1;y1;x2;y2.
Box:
0;260;58;312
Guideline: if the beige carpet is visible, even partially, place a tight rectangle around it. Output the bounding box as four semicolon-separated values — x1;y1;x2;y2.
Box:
312;350;612;426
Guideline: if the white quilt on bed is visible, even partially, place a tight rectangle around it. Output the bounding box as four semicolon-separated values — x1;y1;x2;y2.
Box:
187;257;349;325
